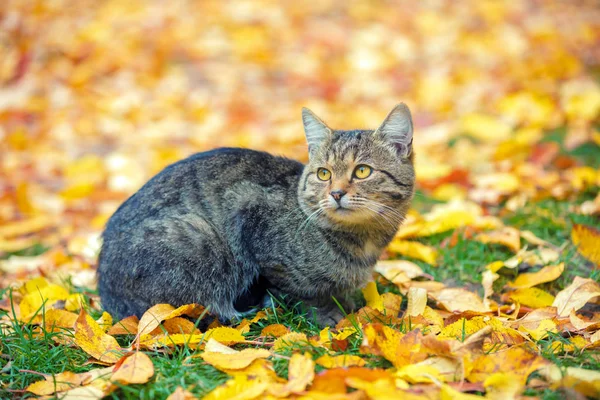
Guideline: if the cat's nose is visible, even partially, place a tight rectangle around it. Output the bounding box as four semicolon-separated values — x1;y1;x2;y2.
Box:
330;190;347;203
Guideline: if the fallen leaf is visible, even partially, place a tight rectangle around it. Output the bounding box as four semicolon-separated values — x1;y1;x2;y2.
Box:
484;372;523;400
468;346;548;385
111;352;154;385
571;224;600;265
507;263;565;289
26;372;83;395
538;364;600;398
43;309;78;331
475;227;521;253
315;354;366;368
201;340;270;370
166;387;197;400
552;276;600;317
260;324;290;338
203;375;268;400
362;281;383;312
108;316;140;335
204;326;246;345
273;332;308;352
374;260;426;284
430;288;489;312
267;352;315;397
387;240;438;266
406;287;427;316
138;304;204;337
504;287;555;308
74;309;122;364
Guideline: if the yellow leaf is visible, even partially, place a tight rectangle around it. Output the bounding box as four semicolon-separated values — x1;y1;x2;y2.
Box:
430;288;489;312
273;332;308;352
387;240;438;266
439;316;522;344
381;292;402;316
440;384;483;400
482;269;499;310
552;276;600;317
167;387;197;400
484;372;523;400
475;227;521;253
508;263;565;289
506;287;555;308
362;281;383;312
467;346;548;385
19;282;70;321
203;375;268;400
395;364;442;384
461;113;512;142
140;334;205;349
286;353;315;393
201;341;271;370
138;304;204;337
96;312;113;333
43;309;78;331
26;372;83;395
406;287;427;317
111;352;154;385
0;215;54;238
162;317;200;335
518;319;557;341
315;354;366;368
204;326;245;346
249;310;268;324
571;224;600;265
74;309;122;364
374;260;425;284
260;324;290;338
538;364;600;398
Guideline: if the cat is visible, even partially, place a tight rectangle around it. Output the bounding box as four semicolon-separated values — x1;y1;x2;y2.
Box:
97;104;415;327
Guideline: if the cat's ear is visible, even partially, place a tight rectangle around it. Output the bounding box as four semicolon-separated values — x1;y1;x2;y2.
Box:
302;107;331;156
374;103;413;158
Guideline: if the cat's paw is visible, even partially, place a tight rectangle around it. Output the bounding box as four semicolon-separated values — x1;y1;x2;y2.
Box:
315;308;345;328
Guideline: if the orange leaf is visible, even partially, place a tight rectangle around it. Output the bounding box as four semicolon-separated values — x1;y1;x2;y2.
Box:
108;316;140;335
43;309;78;332
260;324;290;338
203;375;267;400
74;309;122;364
111;352;154;385
138;304;204;337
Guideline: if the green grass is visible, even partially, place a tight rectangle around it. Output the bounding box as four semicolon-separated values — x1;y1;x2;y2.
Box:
1;189;599;399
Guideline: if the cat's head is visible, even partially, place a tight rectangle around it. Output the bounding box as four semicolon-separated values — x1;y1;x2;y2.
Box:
298;104;415;232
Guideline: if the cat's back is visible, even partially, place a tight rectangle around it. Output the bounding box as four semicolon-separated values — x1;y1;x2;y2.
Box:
104;148;304;232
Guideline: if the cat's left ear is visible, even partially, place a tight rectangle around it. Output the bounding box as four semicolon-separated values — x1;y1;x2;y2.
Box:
374;103;413;158
302;107;331;157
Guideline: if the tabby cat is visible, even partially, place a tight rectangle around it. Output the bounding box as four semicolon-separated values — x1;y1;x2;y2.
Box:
97;104;415;326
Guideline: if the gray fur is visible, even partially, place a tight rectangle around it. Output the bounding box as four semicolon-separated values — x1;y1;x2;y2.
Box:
97;104;416;326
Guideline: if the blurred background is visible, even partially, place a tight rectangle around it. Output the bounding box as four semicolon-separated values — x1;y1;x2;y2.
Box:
0;0;599;266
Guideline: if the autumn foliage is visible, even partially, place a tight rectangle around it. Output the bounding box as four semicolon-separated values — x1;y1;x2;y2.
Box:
1;0;600;399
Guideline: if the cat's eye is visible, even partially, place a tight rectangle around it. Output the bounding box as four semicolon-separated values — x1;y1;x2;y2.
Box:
353;165;372;179
317;168;332;181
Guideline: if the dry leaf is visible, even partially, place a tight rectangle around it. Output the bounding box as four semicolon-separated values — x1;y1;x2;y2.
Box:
504;287;555;308
74;309;122;364
204;326;246;345
374;260;426;284
475;227;521;253
552;276;600;317
260;324;290;338
26;372;84;395
571;224;600;265
201;339;270;370
167;387;197;400
138;304;203;337
406;287;427;317
315;354;366;368
508;263;565;289
273;332;308;352
111;352;154;385
430;288;489;312
387;240;439;266
203;375;268;400
108;316;140;335
362;281;383;312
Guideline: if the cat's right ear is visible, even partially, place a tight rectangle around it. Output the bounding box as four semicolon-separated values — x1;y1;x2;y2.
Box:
302;108;331;157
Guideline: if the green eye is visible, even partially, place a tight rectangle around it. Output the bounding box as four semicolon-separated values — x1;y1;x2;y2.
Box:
317;168;331;181
354;165;372;179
